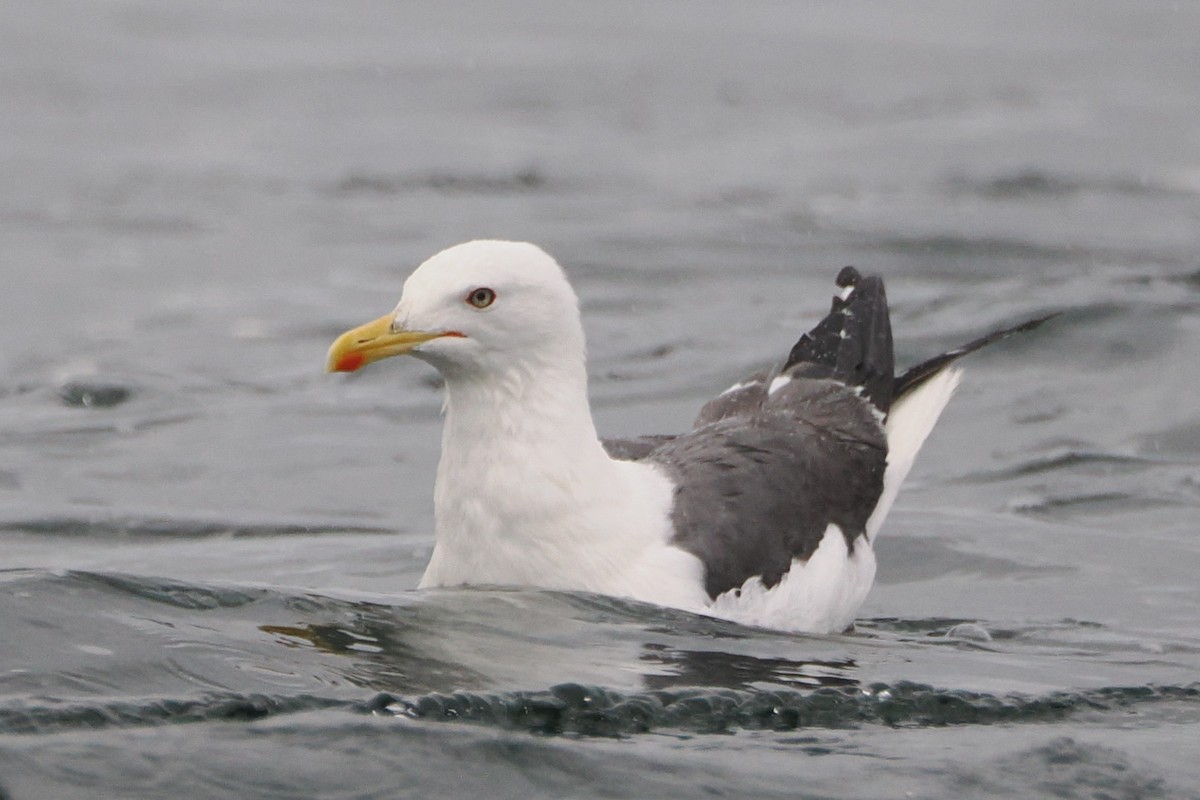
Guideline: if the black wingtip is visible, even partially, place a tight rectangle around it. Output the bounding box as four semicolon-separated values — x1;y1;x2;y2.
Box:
835;265;862;289
893;311;1061;400
783;267;895;413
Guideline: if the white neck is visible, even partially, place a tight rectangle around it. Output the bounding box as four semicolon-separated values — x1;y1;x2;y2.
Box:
417;353;704;606
440;354;606;479
422;353;618;585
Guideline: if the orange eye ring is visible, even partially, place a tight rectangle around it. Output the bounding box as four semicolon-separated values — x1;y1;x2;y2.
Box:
466;287;496;309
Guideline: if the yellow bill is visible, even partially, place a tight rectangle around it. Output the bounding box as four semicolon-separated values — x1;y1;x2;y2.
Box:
326;314;453;372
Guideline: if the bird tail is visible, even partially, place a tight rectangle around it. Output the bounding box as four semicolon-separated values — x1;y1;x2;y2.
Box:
866;366;962;539
892;314;1057;400
866;313;1058;540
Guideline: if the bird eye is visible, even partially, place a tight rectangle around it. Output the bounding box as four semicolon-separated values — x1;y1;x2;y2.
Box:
466;287;496;309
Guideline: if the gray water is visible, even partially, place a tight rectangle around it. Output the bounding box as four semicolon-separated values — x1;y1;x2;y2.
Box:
2;2;1199;798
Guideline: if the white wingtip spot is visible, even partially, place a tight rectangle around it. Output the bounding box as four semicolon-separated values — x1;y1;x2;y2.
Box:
718;380;750;397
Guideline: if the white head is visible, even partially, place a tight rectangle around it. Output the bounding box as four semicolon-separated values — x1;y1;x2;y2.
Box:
327;240;586;382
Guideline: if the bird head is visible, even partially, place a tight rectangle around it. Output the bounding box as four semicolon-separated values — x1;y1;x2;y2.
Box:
327;240;585;380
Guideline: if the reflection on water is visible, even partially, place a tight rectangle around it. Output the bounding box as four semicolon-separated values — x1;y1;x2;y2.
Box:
260;619;861;694
638;645;858;691
3;566;1200;798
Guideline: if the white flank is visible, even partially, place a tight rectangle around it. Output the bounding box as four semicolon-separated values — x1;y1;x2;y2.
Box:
767;374;791;395
707;524;876;633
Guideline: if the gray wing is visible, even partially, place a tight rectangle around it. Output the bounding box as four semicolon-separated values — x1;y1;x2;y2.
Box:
641;267;894;600
610;266;1053;602
601;434;678;461
650;378;887;599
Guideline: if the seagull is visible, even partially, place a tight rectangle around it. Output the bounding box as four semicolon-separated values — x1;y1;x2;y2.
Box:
327;240;1049;633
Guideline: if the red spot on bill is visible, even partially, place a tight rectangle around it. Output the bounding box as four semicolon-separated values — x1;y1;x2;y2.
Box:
333;352;366;372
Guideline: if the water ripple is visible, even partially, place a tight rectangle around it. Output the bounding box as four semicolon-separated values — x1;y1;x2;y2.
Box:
3;682;1196;739
374;681;1200;737
0;693;348;736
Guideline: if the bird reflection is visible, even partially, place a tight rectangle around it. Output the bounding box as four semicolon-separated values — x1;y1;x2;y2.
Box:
259;615;860;696
260;612;487;695
639;643;858;691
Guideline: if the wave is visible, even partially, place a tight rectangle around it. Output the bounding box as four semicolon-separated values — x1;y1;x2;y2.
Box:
3;681;1196;739
2;569;1198;742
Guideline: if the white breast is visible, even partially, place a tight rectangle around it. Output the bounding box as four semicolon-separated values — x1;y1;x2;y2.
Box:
421;451;710;613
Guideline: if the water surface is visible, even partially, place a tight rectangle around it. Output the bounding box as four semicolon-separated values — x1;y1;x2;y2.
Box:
2;2;1199;798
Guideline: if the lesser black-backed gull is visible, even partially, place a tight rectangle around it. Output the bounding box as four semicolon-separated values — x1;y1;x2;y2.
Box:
327;240;1049;633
